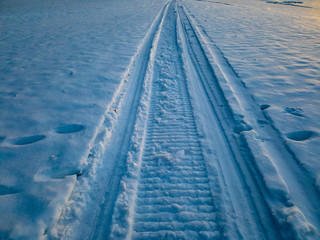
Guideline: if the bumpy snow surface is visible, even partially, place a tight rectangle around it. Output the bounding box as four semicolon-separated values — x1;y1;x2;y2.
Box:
0;0;319;239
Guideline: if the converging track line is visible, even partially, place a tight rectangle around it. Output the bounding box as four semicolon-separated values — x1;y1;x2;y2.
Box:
107;1;270;239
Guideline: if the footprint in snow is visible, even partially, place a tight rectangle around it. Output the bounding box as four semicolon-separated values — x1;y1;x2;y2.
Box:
286;130;316;141
257;119;268;125
35;167;81;181
54;124;85;134
233;121;252;134
260;104;270;111
285;107;304;117
8;135;46;146
0;184;19;196
1;124;85;147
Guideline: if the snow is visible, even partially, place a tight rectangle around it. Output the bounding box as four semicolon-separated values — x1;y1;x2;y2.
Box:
0;0;166;238
0;0;319;239
182;0;320;189
181;0;320;237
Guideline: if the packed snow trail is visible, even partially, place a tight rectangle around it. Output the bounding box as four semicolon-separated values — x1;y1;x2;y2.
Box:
128;5;220;239
110;2;223;239
107;1;273;239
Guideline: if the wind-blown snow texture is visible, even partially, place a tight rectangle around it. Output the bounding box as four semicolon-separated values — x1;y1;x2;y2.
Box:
0;0;319;239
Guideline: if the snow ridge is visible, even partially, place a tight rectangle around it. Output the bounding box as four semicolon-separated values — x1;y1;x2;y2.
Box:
109;1;171;239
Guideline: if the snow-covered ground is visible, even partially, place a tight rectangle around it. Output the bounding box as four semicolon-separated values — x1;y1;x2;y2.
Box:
0;0;319;239
0;0;166;238
183;0;320;196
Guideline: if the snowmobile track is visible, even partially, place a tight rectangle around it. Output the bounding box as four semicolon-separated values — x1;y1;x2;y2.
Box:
107;1;272;239
109;2;225;239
